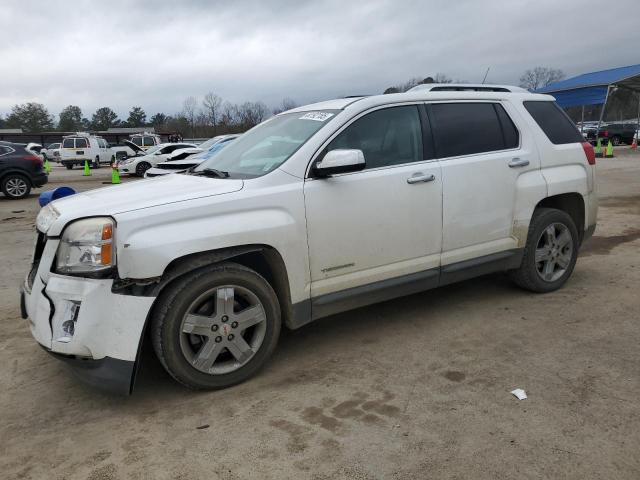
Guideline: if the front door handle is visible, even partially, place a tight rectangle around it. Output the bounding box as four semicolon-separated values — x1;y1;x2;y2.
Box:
407;173;436;184
508;158;530;168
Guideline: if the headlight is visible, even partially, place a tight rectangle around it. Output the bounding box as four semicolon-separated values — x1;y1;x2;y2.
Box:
56;217;115;275
36;204;60;233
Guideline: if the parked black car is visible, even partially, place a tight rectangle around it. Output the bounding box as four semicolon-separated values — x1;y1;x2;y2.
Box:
585;122;638;145
0;142;48;199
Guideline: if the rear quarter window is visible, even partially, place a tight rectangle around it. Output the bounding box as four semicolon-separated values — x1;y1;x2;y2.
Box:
523;101;583;145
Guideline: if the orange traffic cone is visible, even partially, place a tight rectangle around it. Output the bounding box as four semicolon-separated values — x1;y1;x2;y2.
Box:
631;137;638;151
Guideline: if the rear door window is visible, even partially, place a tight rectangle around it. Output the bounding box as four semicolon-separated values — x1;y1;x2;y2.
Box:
143;136;156;147
62;138;75;148
75;138;88;149
495;104;519;149
429;103;516;158
523;101;583;144
131;137;143;146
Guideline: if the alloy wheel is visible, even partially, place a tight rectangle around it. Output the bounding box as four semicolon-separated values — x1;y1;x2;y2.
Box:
179;285;267;375
5;177;28;198
535;222;573;282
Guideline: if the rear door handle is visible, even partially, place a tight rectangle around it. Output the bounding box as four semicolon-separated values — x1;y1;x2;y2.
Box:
508;158;529;168
407;173;436;184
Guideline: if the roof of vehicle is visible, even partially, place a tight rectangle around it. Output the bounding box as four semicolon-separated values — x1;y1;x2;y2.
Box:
284;87;552;115
62;132;105;139
129;131;160;138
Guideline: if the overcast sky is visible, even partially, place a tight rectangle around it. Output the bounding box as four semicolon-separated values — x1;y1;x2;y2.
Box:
1;0;638;120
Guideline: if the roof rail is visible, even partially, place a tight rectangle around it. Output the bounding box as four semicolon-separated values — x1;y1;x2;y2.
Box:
408;83;527;93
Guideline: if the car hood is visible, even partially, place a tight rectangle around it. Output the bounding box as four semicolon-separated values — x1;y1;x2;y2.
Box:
48;174;244;235
122;140;146;154
167;147;202;160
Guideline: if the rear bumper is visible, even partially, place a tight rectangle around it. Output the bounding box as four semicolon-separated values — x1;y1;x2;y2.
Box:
60;159;89;165
32;172;48;188
583;224;596;243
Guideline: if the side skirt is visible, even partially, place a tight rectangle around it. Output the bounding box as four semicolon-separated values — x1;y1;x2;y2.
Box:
288;248;524;328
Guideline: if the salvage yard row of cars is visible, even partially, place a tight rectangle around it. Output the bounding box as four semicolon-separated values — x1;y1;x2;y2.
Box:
21;84;598;395
0;132;240;199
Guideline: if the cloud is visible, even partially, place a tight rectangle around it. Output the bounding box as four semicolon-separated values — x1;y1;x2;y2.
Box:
1;0;637;119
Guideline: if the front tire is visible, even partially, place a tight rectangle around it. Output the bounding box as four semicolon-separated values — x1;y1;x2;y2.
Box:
136;161;151;177
151;263;281;390
511;208;579;293
65;164;73;170
1;174;31;199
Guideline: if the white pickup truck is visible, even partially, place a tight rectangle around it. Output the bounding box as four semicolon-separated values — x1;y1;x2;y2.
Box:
22;85;597;394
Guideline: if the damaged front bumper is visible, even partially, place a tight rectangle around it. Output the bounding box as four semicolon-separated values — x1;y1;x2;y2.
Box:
21;234;155;395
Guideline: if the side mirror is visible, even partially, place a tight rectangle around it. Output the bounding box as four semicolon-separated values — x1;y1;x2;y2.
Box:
313;149;366;177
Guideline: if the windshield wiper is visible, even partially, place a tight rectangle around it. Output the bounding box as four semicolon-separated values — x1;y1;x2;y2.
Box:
192;168;230;178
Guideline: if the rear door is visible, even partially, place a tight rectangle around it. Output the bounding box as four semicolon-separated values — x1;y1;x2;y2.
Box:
430;101;539;266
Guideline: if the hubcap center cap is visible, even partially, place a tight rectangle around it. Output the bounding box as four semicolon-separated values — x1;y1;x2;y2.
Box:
221;323;232;336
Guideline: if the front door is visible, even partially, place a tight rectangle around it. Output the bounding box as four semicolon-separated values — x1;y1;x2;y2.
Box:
303;105;442;317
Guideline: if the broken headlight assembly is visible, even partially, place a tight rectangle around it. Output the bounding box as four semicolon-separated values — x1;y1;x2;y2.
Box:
56;217;115;276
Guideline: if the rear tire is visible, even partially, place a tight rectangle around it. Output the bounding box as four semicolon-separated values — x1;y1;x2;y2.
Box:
510;208;579;293
1;173;31;199
65;164;73;170
151;262;281;390
136;161;151;177
611;135;621;146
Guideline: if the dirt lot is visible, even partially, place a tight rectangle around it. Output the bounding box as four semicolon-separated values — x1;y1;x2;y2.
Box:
1;154;639;480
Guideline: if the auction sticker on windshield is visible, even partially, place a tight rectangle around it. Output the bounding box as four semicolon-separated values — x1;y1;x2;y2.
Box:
299;112;334;122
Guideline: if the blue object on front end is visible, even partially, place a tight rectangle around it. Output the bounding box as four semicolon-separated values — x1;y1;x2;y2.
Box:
38;187;76;207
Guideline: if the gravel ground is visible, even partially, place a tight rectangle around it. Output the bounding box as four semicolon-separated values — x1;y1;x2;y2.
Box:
1;153;639;480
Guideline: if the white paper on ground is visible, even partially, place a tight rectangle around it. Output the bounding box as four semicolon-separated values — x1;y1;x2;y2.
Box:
511;388;527;400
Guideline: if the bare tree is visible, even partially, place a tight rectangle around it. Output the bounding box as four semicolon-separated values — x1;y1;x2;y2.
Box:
236;101;268;128
202;92;222;134
272;98;298;115
220;101;239;129
432;73;453;84
385;73;455;94
182;96;198;137
519;67;565;91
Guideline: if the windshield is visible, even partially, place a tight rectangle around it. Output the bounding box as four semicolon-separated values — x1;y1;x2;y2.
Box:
145;144;163;155
196;136;226;150
193;111;337;178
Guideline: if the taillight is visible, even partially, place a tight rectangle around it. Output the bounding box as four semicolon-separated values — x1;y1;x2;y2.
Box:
601;130;608;138
582;142;596;165
22;155;43;166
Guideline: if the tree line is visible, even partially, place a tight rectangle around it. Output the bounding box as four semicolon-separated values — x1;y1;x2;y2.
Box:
0;94;299;137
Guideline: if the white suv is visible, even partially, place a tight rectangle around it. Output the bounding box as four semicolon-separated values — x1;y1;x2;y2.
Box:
22;88;597;394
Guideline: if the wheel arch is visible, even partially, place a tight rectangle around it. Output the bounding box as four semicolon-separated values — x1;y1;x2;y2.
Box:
535;192;585;242
119;244;296;329
0;169;33;186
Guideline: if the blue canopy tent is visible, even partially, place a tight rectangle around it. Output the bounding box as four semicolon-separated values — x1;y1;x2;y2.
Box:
536;64;640;140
